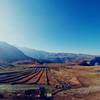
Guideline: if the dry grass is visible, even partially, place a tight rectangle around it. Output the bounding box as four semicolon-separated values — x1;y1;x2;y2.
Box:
49;65;100;100
1;64;100;100
54;86;100;100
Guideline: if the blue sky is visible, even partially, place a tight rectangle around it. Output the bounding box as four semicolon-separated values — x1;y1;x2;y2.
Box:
0;0;100;55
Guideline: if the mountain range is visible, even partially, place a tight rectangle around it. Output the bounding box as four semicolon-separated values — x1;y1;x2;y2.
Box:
0;41;99;66
19;47;99;65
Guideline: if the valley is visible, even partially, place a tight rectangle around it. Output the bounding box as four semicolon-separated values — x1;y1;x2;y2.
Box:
0;42;100;100
0;64;100;100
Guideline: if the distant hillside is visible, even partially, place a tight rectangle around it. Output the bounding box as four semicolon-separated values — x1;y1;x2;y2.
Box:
1;42;99;66
19;47;49;59
0;42;33;64
80;57;100;66
19;47;97;65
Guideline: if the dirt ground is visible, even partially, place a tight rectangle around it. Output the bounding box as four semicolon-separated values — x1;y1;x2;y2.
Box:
49;65;100;100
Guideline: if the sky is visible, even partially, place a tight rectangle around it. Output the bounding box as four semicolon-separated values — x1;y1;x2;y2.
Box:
0;0;100;55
